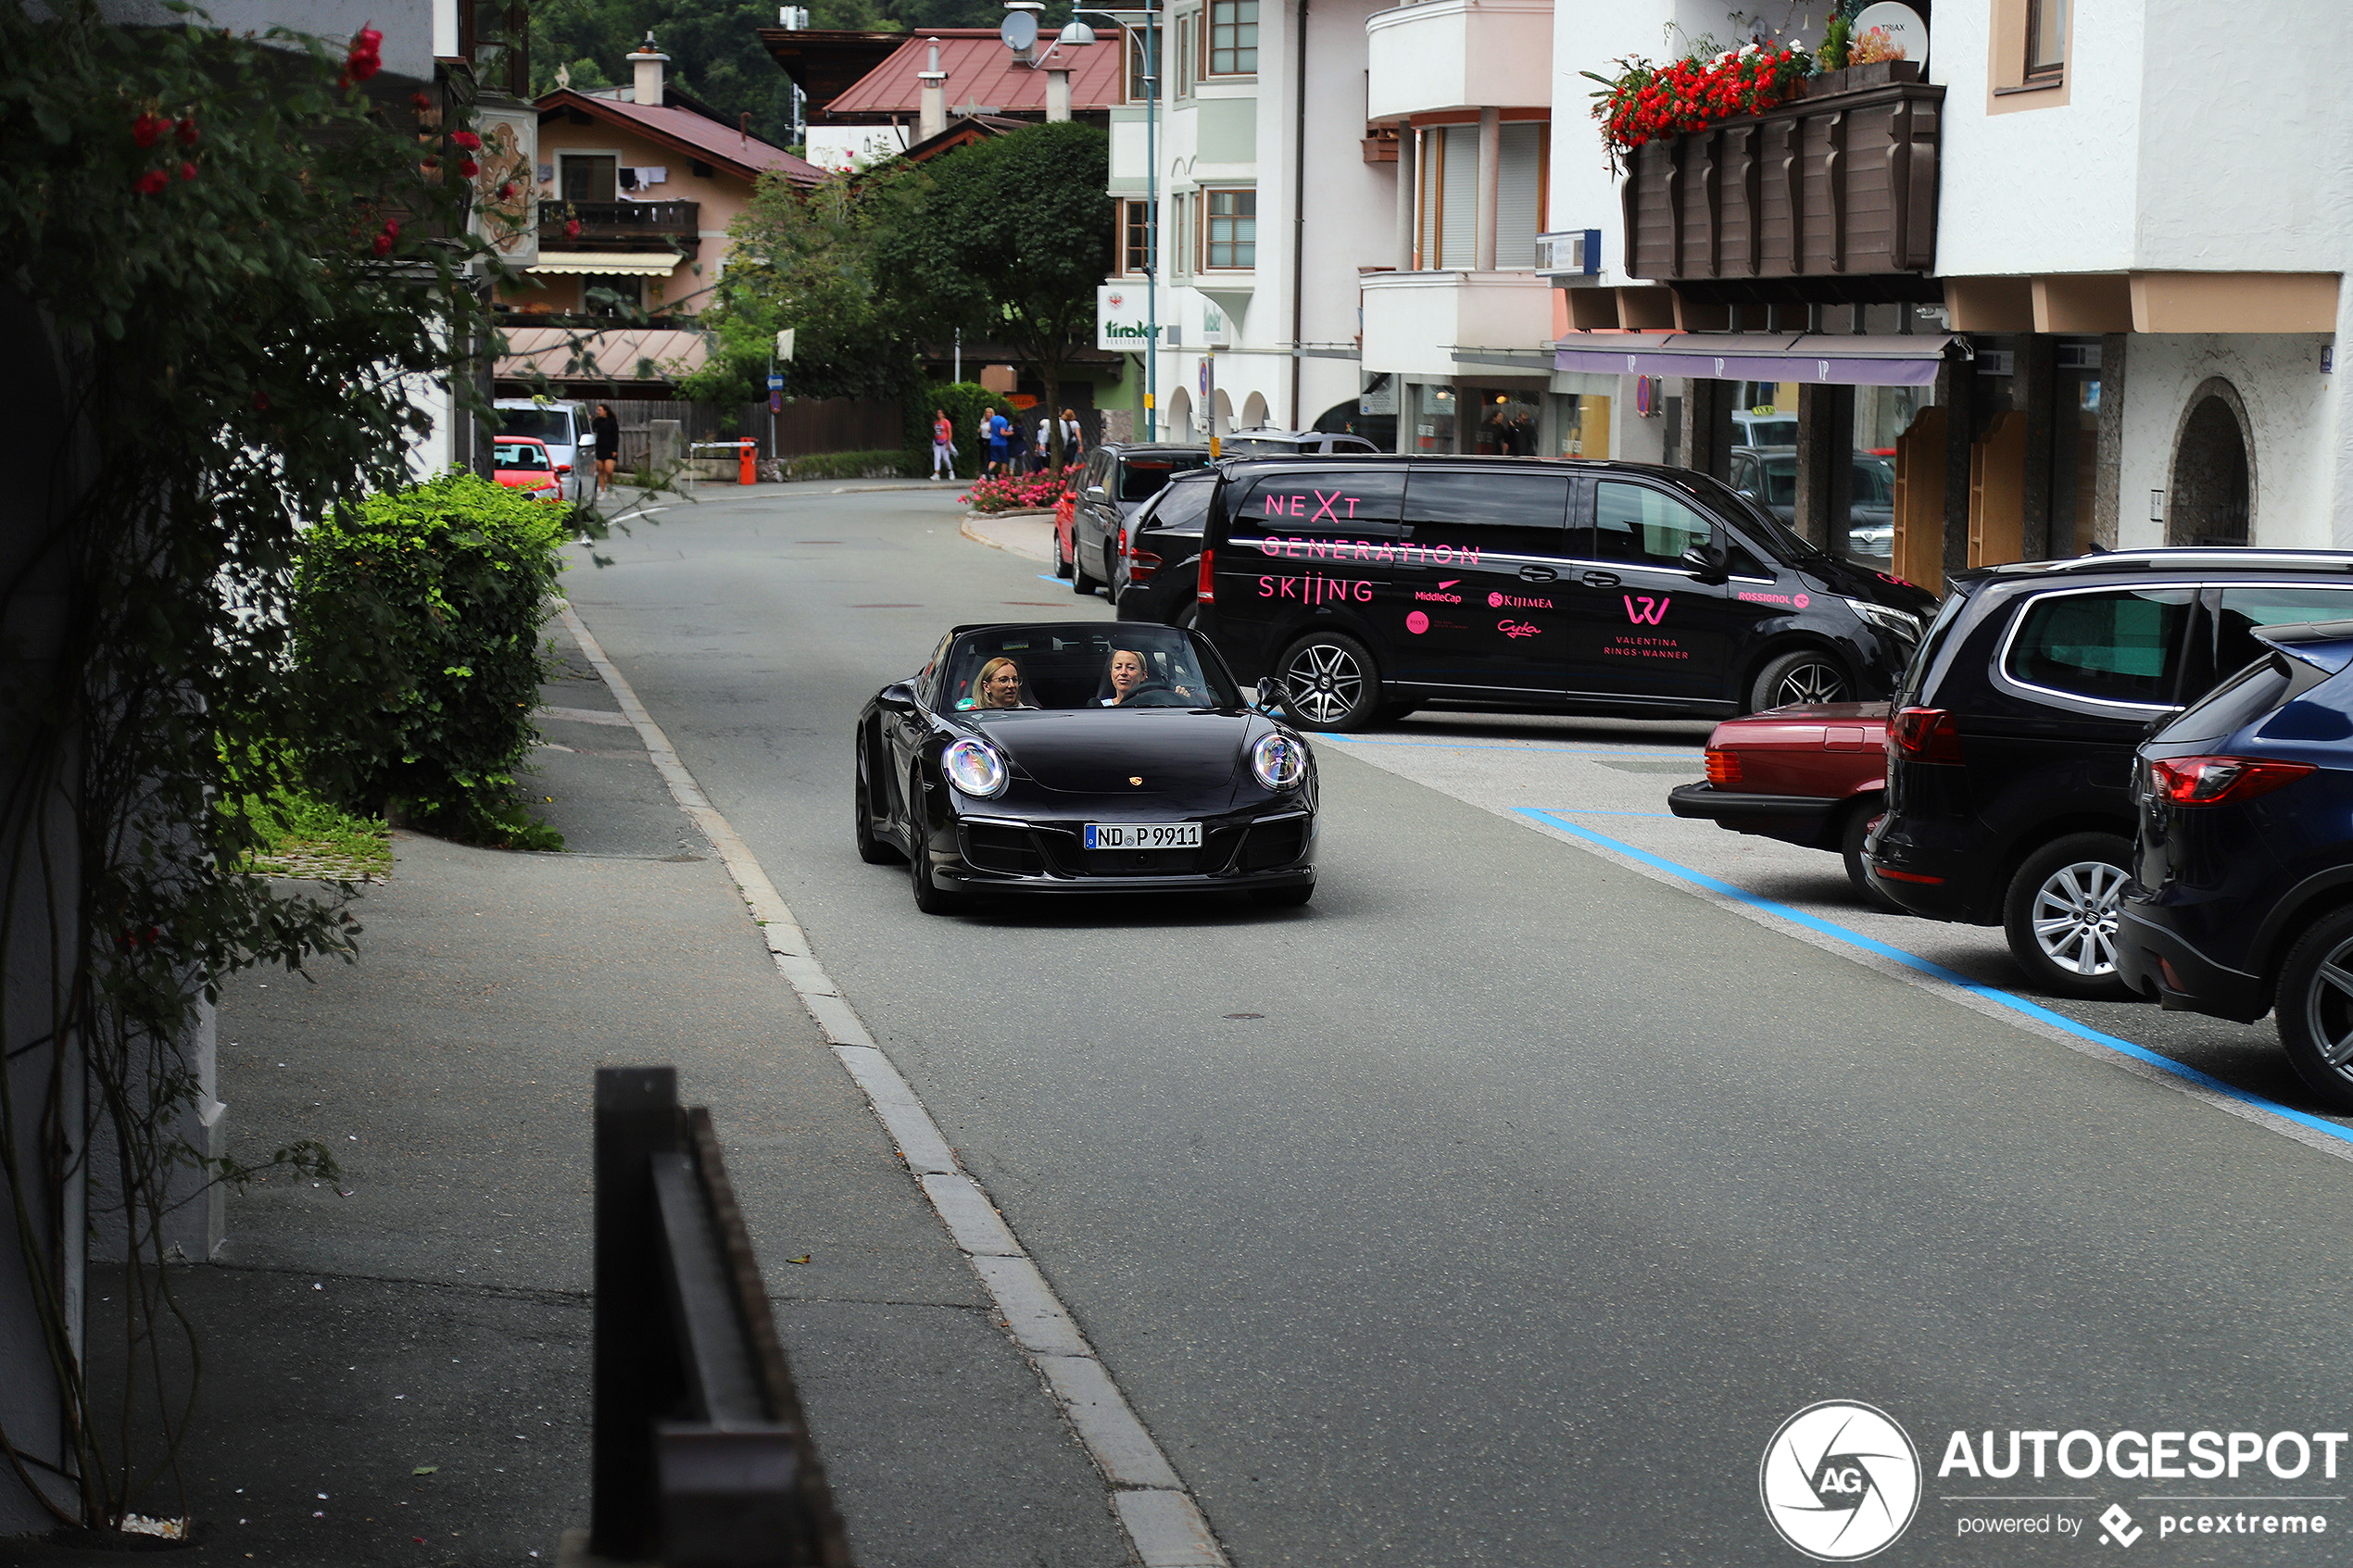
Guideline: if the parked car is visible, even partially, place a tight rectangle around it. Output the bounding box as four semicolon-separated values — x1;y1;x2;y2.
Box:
852;621;1318;912
1195;455;1936;730
1729;445;1896;561
2117;620;2353;1104
1067;443;1212;596
1217;426;1383;458
492;436;568;501
1114;468;1218;627
1667;703;1897;907
1868;552;2353;999
494;397;590;503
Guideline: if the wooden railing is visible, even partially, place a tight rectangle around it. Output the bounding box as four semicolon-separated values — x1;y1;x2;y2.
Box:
543;199;701;247
1620;63;1943;289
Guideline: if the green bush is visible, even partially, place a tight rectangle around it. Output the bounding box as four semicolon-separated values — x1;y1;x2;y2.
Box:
782;449;925;481
915;382;1000;479
294;472;568;848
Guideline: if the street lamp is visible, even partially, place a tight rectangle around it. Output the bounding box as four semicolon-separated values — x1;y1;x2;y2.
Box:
1054;6;1161;441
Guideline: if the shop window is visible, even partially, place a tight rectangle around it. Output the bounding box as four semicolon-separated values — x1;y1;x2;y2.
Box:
1205;0;1256;76
1472;391;1540;456
1554;393;1610;459
1203;189;1254;270
1412;384;1456;453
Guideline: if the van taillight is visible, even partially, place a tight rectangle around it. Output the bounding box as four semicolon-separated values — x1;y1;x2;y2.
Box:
1705;747;1743;785
1198;547;1215;604
1890;707;1964;764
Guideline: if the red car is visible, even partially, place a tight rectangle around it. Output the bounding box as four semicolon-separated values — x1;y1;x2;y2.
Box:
1668;702;1896;908
493;436;569;501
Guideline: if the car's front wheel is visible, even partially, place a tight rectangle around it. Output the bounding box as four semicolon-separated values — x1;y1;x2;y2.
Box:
853;732;901;864
907;777;968;914
2274;907;2353;1110
2002;832;2133;999
1750;648;1853;712
1275;632;1381;732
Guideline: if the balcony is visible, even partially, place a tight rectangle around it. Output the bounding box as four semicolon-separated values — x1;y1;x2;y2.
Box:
538;199;701;254
1620;63;1943;302
1365;0;1552;122
1359;270;1555;380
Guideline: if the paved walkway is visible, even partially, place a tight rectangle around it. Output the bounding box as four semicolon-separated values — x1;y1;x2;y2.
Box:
960;511;1057;563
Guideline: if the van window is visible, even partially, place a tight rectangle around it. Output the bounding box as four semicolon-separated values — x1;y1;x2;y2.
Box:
497;408;575;445
1593;481;1714;569
1117;452;1212;502
1232;469;1404;560
2211;586;2353;682
1403;470;1570;556
2004;588;2194;706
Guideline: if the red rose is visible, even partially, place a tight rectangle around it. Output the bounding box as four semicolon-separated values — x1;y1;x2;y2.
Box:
449;131;481;151
498;181;516;199
411;92;433;112
564;219;581;239
459;158;479;179
176;117;199;144
372;232;392;256
384;218;400;238
348;26;383;82
132;111;164;147
133;169;168;194
180;160;197;181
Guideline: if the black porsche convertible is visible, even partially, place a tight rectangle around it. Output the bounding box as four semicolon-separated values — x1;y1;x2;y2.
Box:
853;621;1319;913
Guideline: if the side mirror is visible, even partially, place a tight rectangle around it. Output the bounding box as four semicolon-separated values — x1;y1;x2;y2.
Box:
876;682;917;715
1681;541;1730;581
1254;676;1290;714
556;464;573;474
1087;485;1108;500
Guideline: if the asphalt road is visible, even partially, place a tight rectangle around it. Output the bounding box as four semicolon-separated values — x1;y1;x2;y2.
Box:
563;483;2353;1566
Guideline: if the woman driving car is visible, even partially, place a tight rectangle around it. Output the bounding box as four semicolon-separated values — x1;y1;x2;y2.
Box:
1100;648;1194;706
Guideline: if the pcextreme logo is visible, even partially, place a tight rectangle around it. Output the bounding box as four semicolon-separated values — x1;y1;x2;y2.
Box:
1760;1401;1921;1561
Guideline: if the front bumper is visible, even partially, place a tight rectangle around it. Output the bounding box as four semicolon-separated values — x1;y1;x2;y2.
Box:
929;808;1316;896
1667;783;1838;847
2115;899;2270;1022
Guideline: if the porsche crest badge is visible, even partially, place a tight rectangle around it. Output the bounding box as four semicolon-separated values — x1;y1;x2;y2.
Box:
1130;776;1143;786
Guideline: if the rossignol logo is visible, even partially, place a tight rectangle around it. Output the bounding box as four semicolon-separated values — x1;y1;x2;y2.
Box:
1760;1401;1920;1561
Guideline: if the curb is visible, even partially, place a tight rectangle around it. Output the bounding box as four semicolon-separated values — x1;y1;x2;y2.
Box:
959;514;1058;565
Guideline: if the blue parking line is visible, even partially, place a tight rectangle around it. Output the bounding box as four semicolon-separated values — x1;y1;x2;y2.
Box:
1311;734;1702;759
1037;573;1063;583
1515;806;2353;1151
1541;808;1677;818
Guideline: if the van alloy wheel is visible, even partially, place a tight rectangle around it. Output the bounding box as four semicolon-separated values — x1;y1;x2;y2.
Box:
1755;650;1851;710
2001;833;2134;1000
1281;639;1369;728
2029;860;2125;975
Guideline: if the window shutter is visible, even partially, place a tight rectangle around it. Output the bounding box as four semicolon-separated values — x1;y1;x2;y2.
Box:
1495;122;1543;270
1439;126;1478;270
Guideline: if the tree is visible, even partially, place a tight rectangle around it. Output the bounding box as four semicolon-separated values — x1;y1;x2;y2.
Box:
676;171;917;407
870;122;1113;470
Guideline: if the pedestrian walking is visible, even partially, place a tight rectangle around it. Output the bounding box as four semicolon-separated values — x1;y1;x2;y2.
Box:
979;406;1002;475
591;403;620;497
930;408;955;480
1059;407;1084;470
1034;414;1051;473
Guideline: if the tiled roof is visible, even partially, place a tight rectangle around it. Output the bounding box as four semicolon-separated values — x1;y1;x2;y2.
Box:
497;326;710;383
539;89;824;186
821;30;1126;119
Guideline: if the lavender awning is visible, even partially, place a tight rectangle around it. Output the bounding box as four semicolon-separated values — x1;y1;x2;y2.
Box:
1553;332;1957;387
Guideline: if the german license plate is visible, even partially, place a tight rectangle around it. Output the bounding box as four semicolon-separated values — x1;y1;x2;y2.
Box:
1085;822;1201;850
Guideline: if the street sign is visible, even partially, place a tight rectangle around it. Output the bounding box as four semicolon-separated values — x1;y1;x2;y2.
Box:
1199;359;1210;396
767;374;785;391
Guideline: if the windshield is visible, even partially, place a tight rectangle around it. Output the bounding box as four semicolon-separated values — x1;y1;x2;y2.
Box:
497;408;575;445
941;624;1239;711
495;442;552;470
1118;453;1212;502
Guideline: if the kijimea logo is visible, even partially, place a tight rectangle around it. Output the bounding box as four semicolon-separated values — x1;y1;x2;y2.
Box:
1759;1401;1920;1561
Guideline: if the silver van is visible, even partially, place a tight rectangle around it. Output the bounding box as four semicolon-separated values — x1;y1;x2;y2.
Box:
494;398;591;503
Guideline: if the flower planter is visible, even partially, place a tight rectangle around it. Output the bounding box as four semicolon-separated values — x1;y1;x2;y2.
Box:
1620;69;1944;290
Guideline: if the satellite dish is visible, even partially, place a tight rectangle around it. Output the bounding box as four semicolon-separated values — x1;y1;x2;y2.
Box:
1000;10;1038;53
1849;2;1928;67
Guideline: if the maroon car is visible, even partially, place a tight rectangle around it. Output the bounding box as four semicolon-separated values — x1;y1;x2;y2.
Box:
1668;703;1895;908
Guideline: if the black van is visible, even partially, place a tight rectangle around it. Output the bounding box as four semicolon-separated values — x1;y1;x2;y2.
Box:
1194;457;1939;730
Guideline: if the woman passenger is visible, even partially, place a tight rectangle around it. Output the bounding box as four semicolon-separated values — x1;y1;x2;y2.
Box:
973;657;1027;709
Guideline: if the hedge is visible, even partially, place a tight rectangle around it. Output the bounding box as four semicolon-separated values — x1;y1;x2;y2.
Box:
293;471;567;848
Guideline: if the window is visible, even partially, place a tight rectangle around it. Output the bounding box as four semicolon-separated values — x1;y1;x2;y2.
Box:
2211;587;2353;685
1203;188;1254;270
1494;121;1545;269
578;274;641;317
1176;12;1195;98
1206;0;1256;76
1593;481;1715;570
1417;125;1478;270
1117;452;1214;503
1403;470;1570;557
1125;25;1154;103
2004;588;2194;707
2026;0;2069;78
1117;199;1151;275
560;154;616;204
1239;469;1405;538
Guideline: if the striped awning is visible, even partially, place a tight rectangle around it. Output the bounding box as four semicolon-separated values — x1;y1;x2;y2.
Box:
495;327;709;383
528;250;681;277
1554;332;1959;387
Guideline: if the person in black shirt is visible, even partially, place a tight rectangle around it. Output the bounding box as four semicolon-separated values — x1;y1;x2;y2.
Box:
591;404;620;497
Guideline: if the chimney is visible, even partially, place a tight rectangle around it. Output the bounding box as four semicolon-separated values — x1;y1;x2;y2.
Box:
918;38;947;142
1046;68;1072;122
627;31;668;107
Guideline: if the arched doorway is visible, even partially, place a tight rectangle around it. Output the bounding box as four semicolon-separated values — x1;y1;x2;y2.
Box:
2167;379;2254;546
1240;390;1269;430
1211;388;1233;437
1164;386;1193;443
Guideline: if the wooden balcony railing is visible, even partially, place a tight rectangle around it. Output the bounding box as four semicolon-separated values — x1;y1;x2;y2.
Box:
543;199;701;250
1620;62;1942;296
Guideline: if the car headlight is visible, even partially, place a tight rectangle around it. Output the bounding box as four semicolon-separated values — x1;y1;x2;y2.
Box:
1844;597;1922;643
942;737;1009;797
1251;733;1306;789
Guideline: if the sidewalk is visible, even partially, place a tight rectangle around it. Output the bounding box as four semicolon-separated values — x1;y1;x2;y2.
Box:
6;620;1125;1566
960;511;1057;563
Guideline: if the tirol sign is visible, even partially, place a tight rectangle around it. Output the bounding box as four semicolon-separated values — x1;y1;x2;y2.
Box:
1098;285;1162;354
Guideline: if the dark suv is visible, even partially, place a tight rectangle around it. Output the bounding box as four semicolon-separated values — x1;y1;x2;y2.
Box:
1114;467;1216;627
1068;443;1211;596
1867;551;2353;998
2118;620;2353;1106
1196;455;1937;730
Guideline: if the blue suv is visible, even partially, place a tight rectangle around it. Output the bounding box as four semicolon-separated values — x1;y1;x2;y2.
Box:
2117;619;2353;1108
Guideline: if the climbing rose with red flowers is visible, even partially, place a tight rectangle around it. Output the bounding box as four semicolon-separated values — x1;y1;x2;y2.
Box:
1584;42;1810;169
